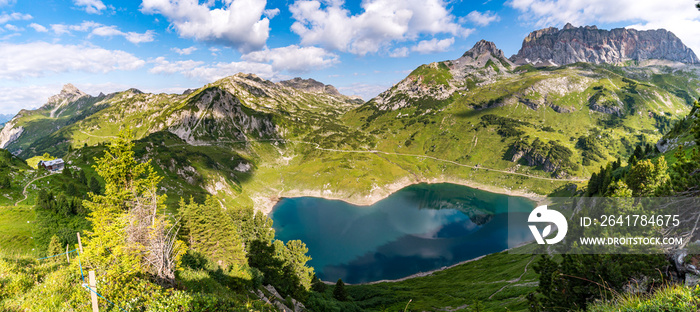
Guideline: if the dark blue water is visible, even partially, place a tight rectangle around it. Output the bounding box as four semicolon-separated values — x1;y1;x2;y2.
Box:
270;183;535;284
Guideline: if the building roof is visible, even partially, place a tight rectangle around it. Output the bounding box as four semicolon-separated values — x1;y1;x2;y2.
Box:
40;159;64;166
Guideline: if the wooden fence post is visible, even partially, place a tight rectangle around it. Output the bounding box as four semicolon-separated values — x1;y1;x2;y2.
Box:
77;232;84;254
89;270;99;312
66;244;70;262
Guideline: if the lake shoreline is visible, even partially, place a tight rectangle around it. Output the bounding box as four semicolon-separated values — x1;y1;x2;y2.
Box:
258;176;546;215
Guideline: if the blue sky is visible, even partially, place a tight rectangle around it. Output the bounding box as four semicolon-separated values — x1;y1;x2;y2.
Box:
0;0;698;114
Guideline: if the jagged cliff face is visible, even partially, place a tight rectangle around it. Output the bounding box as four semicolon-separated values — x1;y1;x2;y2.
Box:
278;77;342;97
167;86;278;145
512;23;700;66
0;119;23;149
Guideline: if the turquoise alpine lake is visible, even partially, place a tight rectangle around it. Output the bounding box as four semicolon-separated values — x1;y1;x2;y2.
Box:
270;183;536;284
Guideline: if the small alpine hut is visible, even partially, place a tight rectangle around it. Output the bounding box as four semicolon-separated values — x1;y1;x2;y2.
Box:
38;159;65;172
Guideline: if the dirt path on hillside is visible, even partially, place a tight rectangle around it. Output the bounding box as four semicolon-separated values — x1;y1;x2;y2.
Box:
161;137;585;182
293;141;586;182
15;173;55;206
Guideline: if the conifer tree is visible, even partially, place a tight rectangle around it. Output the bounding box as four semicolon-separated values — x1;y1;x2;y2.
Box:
62;166;72;179
89;176;101;195
46;235;63;263
282;240;314;290
77;170;88;185
333;279;349;301
82;129;184;292
181;196;246;269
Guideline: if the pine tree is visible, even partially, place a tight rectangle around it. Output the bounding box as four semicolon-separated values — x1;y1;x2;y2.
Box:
181;196;246;269
234;207;275;252
77;170;88;185
282;240;314;290
0;175;10;188
82;129;184;292
89;176;101;195
311;275;327;293
333;279;349;301
587;172;599;196
600;163;613;194
62;166;72;179
626;156;669;196
612;157;621;170
46;235;63;263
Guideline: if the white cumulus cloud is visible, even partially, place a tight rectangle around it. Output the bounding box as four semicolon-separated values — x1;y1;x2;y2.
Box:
4;24;21;32
464;10;500;26
149;57;204;75
337;82;388;100
52;21;155;44
289;0;473;56
140;0;276;53
149;45;336;82
172;46;198;55
28;23;48;32
0;41;145;80
411;37;454;54
73;0;107;14
241;45;338;72
124;30;155;44
0;12;31;24
389;47;409;58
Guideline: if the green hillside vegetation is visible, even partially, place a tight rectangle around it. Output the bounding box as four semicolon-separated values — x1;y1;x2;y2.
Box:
527;99;700;311
0;64;696;212
588;285;700;312
0;131;319;311
409;62;453;87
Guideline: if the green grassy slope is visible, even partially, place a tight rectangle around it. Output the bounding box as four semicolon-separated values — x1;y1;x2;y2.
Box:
346;250;540;311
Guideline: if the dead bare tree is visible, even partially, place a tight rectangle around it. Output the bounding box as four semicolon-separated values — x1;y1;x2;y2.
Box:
125;183;183;286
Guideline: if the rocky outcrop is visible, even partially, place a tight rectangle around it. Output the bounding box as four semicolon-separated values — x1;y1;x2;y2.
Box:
372;68;455;111
512;23;699;66
252;285;306;312
279;77;342;96
461;40;507;61
43;84;90;118
167;87;278;145
450;40;514;81
44;83;87;107
510;139;571;178
0;120;23;149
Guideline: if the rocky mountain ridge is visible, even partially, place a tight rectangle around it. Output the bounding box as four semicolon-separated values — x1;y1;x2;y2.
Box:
511;23;699;66
0;73;363;156
278;77;341;96
371;39;513;111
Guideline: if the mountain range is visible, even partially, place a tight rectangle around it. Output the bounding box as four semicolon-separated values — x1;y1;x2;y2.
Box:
1;23;699;212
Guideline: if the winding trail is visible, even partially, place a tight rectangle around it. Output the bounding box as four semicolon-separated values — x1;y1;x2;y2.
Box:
162;137;586;182
488;255;536;299
15;173;55;206
292;141;586;182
